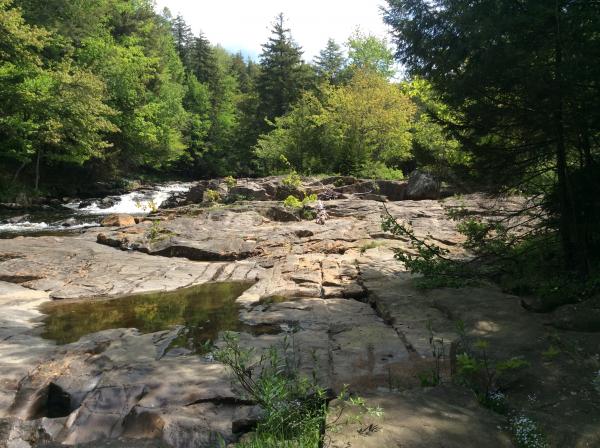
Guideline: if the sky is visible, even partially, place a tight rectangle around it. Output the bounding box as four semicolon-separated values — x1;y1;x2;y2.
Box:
153;0;392;61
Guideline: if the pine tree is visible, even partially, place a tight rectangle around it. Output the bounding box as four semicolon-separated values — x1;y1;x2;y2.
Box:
189;32;218;86
384;0;600;273
171;14;193;67
314;38;346;84
256;13;309;132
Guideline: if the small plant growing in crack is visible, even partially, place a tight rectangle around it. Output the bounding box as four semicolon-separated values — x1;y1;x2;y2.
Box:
146;220;174;243
214;332;383;447
454;320;529;410
204;189;221;203
359;240;384;255
418;320;446;387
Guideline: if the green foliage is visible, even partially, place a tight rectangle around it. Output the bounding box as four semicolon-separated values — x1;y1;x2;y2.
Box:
384;204;600;309
541;345;561;361
256;70;415;176
346;29;396;79
282;193;316;209
454;321;529;407
384;0;600;275
282;195;303;209
418;321;446;387
358;161;404;180
400;78;467;177
146;220;174;242
256;14;312;135
204;188;221;203
0;0;118;188
215;332;383;447
224;175;236;188
214;332;326;447
282;173;302;189
381;210;473;288
314;38;346;85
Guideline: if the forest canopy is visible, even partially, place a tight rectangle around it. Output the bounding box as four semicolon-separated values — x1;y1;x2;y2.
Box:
0;0;452;194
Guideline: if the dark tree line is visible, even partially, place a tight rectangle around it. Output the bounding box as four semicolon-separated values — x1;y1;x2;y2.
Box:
384;0;600;275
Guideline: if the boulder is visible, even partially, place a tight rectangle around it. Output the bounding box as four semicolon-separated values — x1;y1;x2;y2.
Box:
229;183;271;201
101;214;136;227
78;199;95;209
98;196;119;209
375;180;407;201
406;170;440;200
61;218;80;227
159;192;187;209
185;184;207;204
549;297;600;332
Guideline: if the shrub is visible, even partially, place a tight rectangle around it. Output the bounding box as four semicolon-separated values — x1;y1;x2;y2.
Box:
204;189;221;203
359;161;404;180
225;175;236;188
214;332;326;447
282;193;317;209
382;204;600;309
454;321;529;407
282;171;302;189
214;332;382;447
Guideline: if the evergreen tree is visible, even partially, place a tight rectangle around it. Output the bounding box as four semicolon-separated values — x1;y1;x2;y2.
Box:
230;54;261;174
256;13;309;133
189;32;218;86
314;38;346;84
171;14;193;66
384;0;600;273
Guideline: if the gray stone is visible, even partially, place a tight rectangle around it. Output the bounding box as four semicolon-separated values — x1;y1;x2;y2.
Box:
406;170;440;200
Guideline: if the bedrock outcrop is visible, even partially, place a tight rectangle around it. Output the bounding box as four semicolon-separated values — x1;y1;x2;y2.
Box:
0;180;598;448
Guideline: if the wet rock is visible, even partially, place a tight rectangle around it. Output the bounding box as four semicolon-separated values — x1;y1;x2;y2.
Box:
98;196;119;209
4;215;29;224
158;192;187;209
101;214;136;227
60;218;80;227
406;170;440;200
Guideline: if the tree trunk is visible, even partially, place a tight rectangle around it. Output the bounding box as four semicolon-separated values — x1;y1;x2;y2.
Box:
12;161;28;183
35;148;42;191
554;0;588;275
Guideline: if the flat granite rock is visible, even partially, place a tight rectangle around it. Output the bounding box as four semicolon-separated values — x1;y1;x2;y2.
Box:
0;192;596;447
326;386;513;448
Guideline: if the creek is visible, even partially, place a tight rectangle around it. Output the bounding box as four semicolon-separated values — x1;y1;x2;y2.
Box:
0;183;191;237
